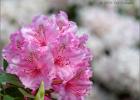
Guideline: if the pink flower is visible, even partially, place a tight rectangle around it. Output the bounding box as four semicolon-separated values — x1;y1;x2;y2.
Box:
6;46;55;90
50;33;92;82
44;96;51;100
52;68;92;100
2;11;93;99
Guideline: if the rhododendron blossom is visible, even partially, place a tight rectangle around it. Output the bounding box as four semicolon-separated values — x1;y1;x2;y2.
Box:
52;68;92;100
2;11;93;99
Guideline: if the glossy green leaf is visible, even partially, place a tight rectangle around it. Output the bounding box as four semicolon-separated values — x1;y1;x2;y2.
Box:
0;72;23;87
3;95;14;100
34;81;45;100
3;59;8;71
1;87;24;100
18;88;34;98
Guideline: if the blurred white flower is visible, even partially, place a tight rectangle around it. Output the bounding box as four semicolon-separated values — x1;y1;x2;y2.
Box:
79;7;139;49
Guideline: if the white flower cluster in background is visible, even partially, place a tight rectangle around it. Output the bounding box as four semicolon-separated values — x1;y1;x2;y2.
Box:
79;7;139;50
79;6;140;99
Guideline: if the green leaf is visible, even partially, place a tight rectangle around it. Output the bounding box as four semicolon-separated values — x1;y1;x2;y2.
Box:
34;81;45;100
0;93;4;96
18;88;34;98
1;87;24;100
0;72;23;87
3;95;15;100
3;59;8;71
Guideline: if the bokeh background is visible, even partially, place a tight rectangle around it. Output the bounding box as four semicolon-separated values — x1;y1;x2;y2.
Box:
0;0;140;100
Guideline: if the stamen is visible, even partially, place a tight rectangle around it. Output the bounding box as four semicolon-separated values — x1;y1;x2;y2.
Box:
25;67;41;77
52;78;63;85
16;40;23;49
54;56;70;67
54;56;64;66
25;52;37;63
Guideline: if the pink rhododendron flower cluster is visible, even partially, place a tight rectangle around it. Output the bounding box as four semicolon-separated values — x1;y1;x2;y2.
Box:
2;11;93;100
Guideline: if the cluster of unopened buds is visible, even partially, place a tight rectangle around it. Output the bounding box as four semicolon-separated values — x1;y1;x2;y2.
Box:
2;11;93;100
